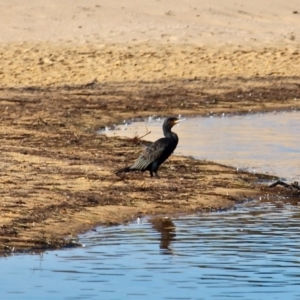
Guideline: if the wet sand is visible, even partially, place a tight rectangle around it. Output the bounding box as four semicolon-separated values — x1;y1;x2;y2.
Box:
0;0;299;253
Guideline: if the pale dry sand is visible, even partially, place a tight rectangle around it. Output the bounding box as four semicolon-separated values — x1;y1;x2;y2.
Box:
1;0;299;44
0;0;299;87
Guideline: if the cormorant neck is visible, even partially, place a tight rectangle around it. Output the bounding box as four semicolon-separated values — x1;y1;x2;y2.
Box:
163;127;178;141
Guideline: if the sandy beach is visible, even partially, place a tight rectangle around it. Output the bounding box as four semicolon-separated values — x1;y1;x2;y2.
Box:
0;0;299;253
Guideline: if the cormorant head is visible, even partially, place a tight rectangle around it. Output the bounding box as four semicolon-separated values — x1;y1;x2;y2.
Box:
164;117;181;130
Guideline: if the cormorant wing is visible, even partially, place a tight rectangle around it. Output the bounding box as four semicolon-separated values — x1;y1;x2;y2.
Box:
130;138;171;171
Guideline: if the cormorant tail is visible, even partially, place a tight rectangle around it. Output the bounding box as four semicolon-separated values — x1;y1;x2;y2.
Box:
115;167;134;175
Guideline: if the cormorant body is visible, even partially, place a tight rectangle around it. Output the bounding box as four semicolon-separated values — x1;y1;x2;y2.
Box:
116;117;181;178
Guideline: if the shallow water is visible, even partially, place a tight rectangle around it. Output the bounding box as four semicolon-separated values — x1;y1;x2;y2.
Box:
2;201;300;299
105;111;300;181
2;112;300;299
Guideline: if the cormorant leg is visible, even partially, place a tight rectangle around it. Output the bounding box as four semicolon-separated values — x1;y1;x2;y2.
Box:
150;170;154;177
154;172;160;179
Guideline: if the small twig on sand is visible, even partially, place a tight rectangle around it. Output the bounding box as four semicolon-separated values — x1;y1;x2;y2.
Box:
132;126;151;144
31;117;48;126
138;131;151;140
38;117;48;125
269;180;300;190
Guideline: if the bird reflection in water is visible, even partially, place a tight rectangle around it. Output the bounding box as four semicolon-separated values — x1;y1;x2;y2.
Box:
150;217;176;255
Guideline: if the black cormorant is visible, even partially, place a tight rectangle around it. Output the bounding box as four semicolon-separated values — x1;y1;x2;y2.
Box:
115;117;181;178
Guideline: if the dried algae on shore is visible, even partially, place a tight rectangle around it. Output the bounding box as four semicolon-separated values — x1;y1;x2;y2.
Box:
0;71;299;254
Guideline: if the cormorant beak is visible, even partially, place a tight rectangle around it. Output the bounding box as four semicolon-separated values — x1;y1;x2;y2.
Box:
174;118;186;124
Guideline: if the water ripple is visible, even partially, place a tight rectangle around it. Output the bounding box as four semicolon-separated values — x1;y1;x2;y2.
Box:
1;201;300;299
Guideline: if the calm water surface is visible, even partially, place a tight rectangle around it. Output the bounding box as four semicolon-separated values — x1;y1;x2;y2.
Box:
106;111;300;181
2;112;300;299
2;202;300;299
